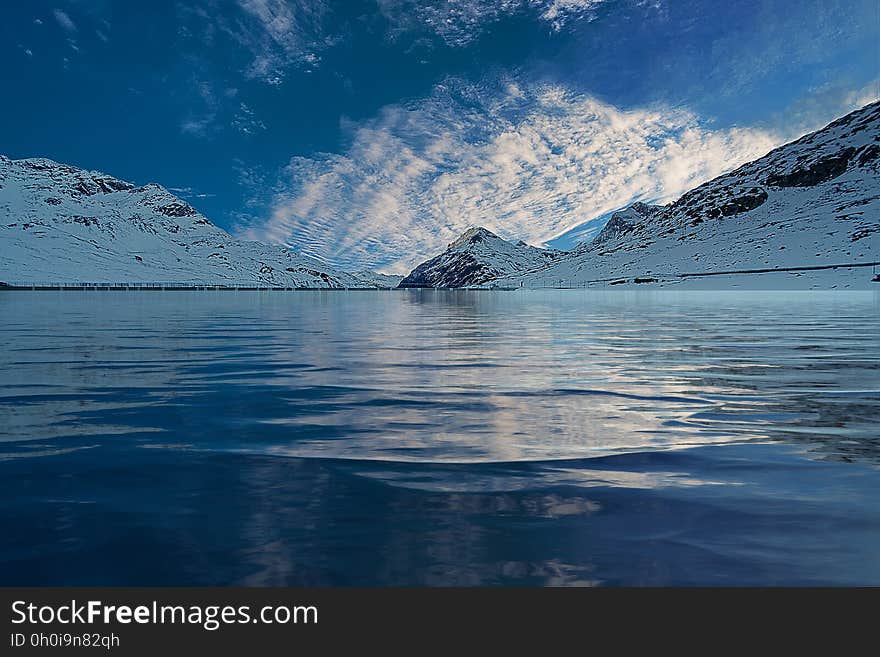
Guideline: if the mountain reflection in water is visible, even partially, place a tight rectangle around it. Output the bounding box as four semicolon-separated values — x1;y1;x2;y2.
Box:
1;290;878;585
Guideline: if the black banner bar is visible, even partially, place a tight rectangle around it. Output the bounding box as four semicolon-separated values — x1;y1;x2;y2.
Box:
1;588;876;654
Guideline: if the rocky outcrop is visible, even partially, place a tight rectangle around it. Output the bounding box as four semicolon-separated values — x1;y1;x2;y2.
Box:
592;203;662;245
766;148;856;187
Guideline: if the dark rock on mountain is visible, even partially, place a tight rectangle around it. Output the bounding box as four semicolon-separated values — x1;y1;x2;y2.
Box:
766;147;855;187
592;203;663;245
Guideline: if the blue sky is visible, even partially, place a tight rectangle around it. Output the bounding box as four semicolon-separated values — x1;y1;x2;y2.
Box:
2;1;878;272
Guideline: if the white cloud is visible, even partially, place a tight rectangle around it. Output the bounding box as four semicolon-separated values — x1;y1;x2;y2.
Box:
53;9;77;33
378;0;606;46
232;0;331;84
179;80;222;138
843;81;880;112
176;0;333;85
168;186;217;200
241;78;782;273
180;117;214;138
769;78;880;140
537;0;604;30
232;103;268;134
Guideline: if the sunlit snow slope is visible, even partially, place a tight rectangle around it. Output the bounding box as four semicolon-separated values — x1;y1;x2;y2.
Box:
398;227;562;287
0;156;376;288
497;101;880;288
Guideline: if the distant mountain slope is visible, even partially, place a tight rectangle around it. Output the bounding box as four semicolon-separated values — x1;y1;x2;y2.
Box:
0;156;367;288
351;270;404;288
590;202;663;246
542;213;612;250
397;227;562;288
5;101;878;291
498;101;880;288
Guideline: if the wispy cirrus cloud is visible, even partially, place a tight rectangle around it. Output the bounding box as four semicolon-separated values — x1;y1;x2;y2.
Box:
179;117;215;138
52;8;82;55
176;0;333;86
181;0;605;87
232;0;332;84
240;77;783;273
168;186;217;200
53;9;77;33
378;0;607;46
232;102;268;134
537;0;607;30
179;77;270;139
179;80;219;138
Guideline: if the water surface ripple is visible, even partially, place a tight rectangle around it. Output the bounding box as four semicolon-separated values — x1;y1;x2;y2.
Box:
1;290;878;585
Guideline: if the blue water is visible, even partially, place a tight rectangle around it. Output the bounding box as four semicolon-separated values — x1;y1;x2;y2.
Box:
1;290;878;586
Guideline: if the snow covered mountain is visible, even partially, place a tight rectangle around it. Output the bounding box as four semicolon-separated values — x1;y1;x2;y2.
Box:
590;202;664;246
350;270;404;288
397;227;562;288
4;101;877;291
496;101;880;289
0;156;377;288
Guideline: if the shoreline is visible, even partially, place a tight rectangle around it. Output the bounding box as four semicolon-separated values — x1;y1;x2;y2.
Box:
2;261;878;292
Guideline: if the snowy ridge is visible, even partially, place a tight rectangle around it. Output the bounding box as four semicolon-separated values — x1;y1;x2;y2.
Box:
350;270;404;288
495;101;880;289
3;101;878;291
397;227;562;287
590;202;663;246
0;156;376;288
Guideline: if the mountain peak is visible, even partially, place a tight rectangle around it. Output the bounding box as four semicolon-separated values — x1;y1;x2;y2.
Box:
399;227;560;288
495;100;880;288
0;155;369;288
2;155;137;195
449;226;499;249
592;202;663;245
